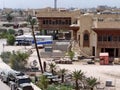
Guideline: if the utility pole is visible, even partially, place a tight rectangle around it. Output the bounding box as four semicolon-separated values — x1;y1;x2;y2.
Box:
31;25;44;73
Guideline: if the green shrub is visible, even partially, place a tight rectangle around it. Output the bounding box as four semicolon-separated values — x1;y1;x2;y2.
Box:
68;51;75;60
0;51;11;63
7;35;15;45
8;29;15;35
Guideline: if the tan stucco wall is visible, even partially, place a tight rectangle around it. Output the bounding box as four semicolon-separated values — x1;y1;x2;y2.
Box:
36;8;81;24
77;13;120;57
77;15;97;56
93;14;120;28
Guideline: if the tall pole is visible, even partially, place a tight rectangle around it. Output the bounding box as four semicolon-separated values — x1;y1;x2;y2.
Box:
31;26;43;73
54;0;57;10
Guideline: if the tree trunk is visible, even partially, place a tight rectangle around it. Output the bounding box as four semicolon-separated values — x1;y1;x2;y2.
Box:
31;26;43;73
75;80;79;90
61;74;64;83
52;69;54;75
43;61;46;72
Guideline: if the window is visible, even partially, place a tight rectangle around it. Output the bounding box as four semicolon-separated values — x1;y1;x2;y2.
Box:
98;36;102;41
119;36;120;41
56;20;58;25
98;18;104;22
49;20;52;24
83;31;89;47
69;20;71;25
84;34;89;41
43;19;49;25
62;21;65;25
113;36;118;41
45;20;48;24
65;20;68;25
108;35;112;41
103;35;107;41
59;20;62;24
43;20;45;24
52;21;55;25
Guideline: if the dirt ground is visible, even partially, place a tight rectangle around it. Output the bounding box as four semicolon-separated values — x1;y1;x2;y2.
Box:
1;43;120;90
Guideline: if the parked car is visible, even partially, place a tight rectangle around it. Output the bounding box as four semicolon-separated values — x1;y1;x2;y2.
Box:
87;60;95;64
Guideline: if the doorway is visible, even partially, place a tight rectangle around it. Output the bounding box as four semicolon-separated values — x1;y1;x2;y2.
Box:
92;46;95;56
105;48;114;57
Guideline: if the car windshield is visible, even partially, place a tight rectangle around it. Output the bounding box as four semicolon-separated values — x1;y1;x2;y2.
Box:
16;72;25;76
18;78;31;84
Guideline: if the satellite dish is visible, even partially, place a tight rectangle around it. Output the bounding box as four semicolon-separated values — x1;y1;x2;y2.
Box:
32;60;38;66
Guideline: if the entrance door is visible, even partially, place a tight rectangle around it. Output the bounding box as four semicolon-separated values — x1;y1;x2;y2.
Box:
78;35;80;46
116;48;118;57
105;48;114;57
92;46;95;56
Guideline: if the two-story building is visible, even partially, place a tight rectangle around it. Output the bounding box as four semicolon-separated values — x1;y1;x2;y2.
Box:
77;13;120;57
36;7;120;58
36;8;80;40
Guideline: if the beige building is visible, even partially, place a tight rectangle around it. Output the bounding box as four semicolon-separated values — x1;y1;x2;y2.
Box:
36;7;120;58
77;13;120;58
36;7;81;24
36;7;81;40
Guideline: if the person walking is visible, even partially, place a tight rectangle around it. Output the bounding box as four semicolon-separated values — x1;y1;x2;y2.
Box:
34;75;38;84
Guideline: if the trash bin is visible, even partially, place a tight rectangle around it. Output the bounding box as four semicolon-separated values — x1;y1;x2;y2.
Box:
99;53;109;65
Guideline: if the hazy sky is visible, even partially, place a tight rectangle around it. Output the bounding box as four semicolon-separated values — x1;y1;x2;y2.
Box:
0;0;120;9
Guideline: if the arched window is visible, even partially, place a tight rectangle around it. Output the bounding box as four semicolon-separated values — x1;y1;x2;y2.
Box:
84;34;89;41
83;31;90;47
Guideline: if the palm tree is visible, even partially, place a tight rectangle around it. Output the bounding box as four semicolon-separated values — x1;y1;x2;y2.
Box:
10;51;29;71
27;15;43;73
86;77;99;90
72;70;84;90
68;51;75;60
48;63;57;75
58;68;68;83
37;75;49;90
6;13;13;22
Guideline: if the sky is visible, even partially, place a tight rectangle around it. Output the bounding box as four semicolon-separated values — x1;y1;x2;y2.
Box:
0;0;120;9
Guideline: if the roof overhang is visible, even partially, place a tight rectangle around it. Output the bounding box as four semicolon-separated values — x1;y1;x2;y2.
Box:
92;28;120;31
92;28;120;34
69;24;79;30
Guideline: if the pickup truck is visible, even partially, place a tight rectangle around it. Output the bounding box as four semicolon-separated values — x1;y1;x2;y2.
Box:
10;75;34;90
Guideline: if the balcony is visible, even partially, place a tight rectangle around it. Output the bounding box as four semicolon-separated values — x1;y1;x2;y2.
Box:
97;41;120;48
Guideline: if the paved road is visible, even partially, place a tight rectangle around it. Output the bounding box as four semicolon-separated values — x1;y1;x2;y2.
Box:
0;80;10;90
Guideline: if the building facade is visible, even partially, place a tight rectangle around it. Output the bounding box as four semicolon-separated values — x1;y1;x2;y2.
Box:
77;13;120;58
36;8;81;40
36;7;120;58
